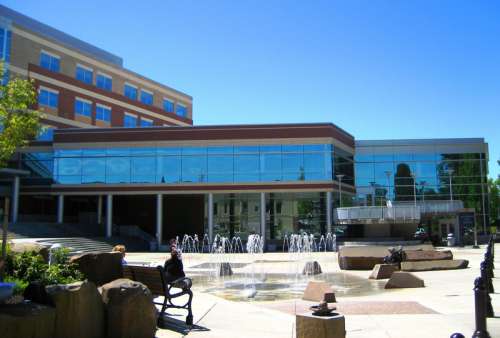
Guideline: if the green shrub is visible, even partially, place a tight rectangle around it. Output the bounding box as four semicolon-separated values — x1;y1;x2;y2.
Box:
7;248;83;286
4;276;29;295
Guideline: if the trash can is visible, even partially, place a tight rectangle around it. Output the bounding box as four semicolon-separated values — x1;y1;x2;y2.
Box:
447;233;455;247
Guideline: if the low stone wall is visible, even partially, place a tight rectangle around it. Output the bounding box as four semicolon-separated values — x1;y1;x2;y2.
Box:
0;302;56;338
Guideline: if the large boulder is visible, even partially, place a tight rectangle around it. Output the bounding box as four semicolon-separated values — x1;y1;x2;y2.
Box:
338;246;388;270
70;252;123;286
302;281;335;302
46;281;104;338
10;242;50;262
100;278;157;338
0;302;56;338
385;272;425;289
401;259;469;272
369;264;398;279
403;250;453;262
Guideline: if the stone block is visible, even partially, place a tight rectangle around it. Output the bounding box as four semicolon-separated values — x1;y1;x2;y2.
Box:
404;250;453;262
70;252;123;286
46;281;104;338
100;278;157;338
303;281;335;302
385;272;425;289
0;302;56;338
296;312;345;338
369;264;398;279
400;259;469;272
338;246;389;270
303;261;322;275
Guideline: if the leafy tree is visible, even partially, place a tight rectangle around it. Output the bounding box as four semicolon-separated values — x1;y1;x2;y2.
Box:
0;63;41;168
489;178;500;228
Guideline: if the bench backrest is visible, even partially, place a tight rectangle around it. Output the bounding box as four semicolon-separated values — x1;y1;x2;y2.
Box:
123;265;165;296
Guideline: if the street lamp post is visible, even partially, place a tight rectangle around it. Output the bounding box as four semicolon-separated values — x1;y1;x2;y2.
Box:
411;173;417;208
384;170;392;203
369;181;376;207
336;175;345;208
446;169;454;201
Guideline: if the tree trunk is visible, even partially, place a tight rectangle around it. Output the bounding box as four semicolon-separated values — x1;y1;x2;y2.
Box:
0;197;10;281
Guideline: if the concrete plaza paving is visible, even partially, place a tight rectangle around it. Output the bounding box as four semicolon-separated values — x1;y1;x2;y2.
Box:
126;246;500;338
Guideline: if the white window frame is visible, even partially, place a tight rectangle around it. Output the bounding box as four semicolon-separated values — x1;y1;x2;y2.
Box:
96;71;112;80
39;86;59;95
140;88;153;95
124;82;138;89
40;49;60;59
96;103;112;111
124;112;137;118
76;63;93;72
140;117;153;123
75;96;92;105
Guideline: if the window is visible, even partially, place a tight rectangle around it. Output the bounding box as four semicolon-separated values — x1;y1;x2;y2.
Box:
96;73;112;91
140;90;153;105
75;65;93;84
124;83;137;100
39;51;60;72
140;118;153;127
96;104;111;122
74;98;92;118
123;113;137;127
176;103;187;117
163;98;174;112
38;88;58;108
37;127;55;141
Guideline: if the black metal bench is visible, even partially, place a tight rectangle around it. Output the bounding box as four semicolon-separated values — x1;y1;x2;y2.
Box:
123;265;193;325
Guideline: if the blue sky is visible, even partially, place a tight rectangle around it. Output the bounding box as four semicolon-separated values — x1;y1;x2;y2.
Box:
5;0;500;178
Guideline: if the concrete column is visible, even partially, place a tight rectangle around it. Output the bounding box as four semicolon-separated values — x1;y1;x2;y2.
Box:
106;194;113;238
260;192;266;247
156;194;163;247
57;195;64;224
326;191;332;234
97;195;103;225
11;176;20;223
208;193;214;242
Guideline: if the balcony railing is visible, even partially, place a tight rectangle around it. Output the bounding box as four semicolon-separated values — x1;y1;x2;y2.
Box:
333;200;465;224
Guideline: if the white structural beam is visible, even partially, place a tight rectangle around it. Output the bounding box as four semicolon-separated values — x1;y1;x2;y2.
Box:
208;193;214;242
106;194;113;238
57;195;64;224
11;176;20;223
326;191;332;233
156;193;163;248
260;192;266;248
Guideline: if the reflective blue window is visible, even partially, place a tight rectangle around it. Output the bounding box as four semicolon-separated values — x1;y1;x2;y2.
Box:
74;99;92;118
176;104;187;117
123;114;137;127
51;143;340;185
38;89;58;108
140;119;153;127
75;65;93;84
96;73;112;91
95;105;111;122
163;99;174;112
140;90;153;105
39;52;60;72
37;127;54;141
124;84;137;100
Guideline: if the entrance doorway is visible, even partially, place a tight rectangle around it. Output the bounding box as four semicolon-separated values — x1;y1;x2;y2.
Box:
163;194;205;242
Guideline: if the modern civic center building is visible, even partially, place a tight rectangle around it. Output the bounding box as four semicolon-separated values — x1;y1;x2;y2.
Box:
0;5;490;249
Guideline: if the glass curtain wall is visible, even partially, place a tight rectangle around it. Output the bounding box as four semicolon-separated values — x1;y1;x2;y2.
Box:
355;146;488;229
211;193;261;240
46;144;334;185
266;192;327;240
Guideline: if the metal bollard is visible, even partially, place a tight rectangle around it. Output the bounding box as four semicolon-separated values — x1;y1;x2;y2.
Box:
472;277;491;338
480;261;494;294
